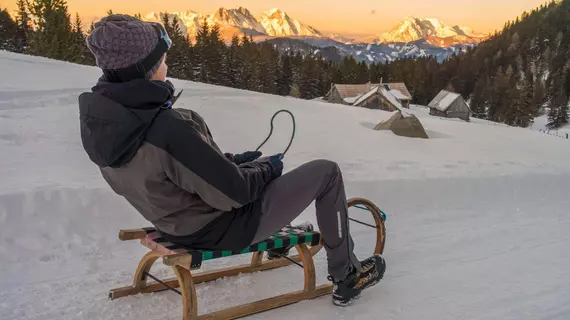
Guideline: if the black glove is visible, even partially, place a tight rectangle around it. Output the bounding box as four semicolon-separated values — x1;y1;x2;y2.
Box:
233;151;262;165
268;153;284;179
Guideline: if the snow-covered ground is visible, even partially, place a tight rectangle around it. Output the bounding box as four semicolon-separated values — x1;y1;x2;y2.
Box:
530;113;570;139
1;50;570;319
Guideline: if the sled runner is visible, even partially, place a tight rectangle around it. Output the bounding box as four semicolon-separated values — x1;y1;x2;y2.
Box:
109;197;386;320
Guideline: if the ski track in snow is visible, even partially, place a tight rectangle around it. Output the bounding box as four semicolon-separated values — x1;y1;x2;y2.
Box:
1;51;570;319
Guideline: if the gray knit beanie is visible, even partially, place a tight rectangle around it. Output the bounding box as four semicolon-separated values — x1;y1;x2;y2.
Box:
86;14;164;80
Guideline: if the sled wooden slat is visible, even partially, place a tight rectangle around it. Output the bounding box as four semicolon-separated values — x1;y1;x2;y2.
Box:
109;197;386;319
118;228;152;241
197;284;333;320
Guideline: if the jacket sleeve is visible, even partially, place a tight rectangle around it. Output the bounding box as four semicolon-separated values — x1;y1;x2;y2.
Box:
157;113;275;212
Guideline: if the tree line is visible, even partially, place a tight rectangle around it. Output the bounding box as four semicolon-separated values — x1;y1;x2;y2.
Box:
1;0;570;128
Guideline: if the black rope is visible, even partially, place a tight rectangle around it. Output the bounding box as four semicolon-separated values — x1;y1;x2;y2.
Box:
255;110;296;157
271;252;304;269
348;217;379;229
143;271;182;296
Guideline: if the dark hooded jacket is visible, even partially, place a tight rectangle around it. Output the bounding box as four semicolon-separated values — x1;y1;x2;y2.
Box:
78;79;276;250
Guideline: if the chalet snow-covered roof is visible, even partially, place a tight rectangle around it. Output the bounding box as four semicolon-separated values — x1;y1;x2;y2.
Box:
383;83;412;100
380;88;402;110
428;90;461;112
343;95;361;104
352;86;402;110
353;87;379;106
328;82;411;99
388;89;410;101
330;83;379;99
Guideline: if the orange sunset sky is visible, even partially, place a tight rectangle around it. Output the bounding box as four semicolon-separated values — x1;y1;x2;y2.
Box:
5;0;549;35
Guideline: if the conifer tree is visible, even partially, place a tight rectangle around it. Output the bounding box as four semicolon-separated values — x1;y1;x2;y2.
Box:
15;0;30;51
0;8;20;52
27;0;74;61
514;75;535;127
259;42;279;94
299;57;320;99
547;71;569;128
161;13;189;79
224;35;242;88
470;76;488;119
69;13;93;65
194;19;210;83
207;23;228;86
276;54;293;96
16;0;30;32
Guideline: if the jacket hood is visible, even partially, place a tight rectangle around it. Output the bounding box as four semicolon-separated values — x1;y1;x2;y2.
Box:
78;78;175;168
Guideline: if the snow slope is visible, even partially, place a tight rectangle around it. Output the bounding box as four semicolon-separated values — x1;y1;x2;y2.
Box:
529;114;570;139
1;51;570;320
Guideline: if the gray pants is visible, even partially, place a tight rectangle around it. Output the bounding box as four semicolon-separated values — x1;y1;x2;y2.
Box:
251;159;361;281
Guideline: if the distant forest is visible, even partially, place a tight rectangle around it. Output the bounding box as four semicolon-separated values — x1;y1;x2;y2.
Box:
1;0;569;128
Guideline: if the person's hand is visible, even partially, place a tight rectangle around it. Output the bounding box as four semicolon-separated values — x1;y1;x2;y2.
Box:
268;153;283;179
234;151;262;164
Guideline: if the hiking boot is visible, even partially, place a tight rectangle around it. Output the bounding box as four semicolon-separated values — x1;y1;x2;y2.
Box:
328;255;386;307
267;221;314;260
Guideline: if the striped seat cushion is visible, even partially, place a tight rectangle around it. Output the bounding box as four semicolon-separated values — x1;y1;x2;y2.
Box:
139;227;321;269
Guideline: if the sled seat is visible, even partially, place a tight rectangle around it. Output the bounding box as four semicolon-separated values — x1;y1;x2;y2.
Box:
130;226;321;269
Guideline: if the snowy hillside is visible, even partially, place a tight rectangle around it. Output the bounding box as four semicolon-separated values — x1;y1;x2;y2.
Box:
1;51;570;320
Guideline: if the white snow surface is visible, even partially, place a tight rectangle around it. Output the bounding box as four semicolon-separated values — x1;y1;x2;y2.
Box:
530;114;570;137
2;51;570;320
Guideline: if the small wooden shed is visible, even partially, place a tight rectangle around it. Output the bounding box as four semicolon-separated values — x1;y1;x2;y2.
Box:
428;90;471;121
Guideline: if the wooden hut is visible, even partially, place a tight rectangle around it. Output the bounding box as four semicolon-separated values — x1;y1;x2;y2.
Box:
353;87;402;111
428;90;471;121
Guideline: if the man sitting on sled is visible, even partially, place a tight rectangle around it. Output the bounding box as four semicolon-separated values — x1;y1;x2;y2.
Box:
78;14;386;306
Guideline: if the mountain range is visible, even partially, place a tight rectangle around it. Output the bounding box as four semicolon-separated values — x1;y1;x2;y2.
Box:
378;16;487;46
143;8;488;63
143;8;322;41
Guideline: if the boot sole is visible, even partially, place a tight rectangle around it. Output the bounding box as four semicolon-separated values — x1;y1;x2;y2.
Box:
332;257;386;307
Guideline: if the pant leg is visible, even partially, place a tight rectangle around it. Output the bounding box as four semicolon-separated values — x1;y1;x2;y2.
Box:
251;159;361;281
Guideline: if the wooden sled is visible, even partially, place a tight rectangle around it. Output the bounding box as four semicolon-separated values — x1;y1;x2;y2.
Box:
109;197;386;320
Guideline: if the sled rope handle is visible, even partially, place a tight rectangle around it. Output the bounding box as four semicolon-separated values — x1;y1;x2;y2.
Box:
256;110;386;229
353;205;387;222
255;109;296;158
